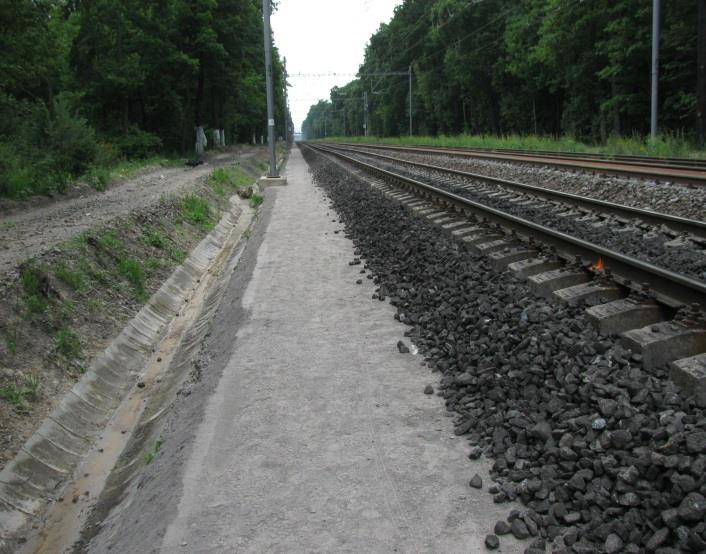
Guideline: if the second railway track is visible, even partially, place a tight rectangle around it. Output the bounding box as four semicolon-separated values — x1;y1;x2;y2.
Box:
323;143;706;240
336;142;706;186
305;142;706;313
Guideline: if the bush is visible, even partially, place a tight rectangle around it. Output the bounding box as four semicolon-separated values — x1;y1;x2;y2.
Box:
0;143;34;197
86;166;111;191
0;94;95;197
116;127;162;159
0;93;167;199
179;195;212;229
93;141;121;167
45;94;97;175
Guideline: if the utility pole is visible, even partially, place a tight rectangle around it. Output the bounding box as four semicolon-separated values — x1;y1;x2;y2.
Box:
363;91;368;137
698;0;706;146
650;0;660;140
408;65;413;136
283;57;289;144
358;68;414;136
262;0;278;177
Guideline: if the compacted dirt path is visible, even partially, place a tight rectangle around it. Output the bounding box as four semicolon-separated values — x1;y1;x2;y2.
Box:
0;148;260;277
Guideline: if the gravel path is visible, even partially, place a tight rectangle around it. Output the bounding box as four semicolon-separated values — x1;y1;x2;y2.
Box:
0;149;261;278
304;146;706;554
353;146;706;222
345;150;706;284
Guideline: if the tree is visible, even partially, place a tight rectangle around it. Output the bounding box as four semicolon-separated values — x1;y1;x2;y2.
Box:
306;0;702;144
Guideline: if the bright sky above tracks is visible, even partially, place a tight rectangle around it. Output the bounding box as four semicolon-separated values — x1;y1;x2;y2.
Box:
272;0;401;133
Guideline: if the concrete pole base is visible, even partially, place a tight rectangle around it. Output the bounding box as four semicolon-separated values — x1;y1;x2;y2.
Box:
259;176;288;187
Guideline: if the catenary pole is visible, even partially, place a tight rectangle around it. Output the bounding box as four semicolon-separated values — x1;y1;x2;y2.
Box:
262;0;278;177
283;57;289;144
650;0;660;140
408;65;413;136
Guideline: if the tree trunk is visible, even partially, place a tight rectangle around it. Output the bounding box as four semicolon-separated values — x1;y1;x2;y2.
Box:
194;62;206;158
139;92;147;127
123;93;129;134
698;0;706;146
194;62;205;128
611;77;621;136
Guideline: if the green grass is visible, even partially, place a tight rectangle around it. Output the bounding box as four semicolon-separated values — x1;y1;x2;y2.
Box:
96;230;122;252
323;132;706;160
54;262;85;291
1;146;182;198
118;259;147;300
85;156;181;192
20;265;50;315
144;437;164;465
169;248;186;263
0;374;41;413
209;166;253;196
250;194;263;208
78;229;152;300
108;156;181;179
5;333;17;355
77;256;110;285
145;257;163;271
179;195;213;230
86;166;111;191
54;327;82;360
142;228;167;249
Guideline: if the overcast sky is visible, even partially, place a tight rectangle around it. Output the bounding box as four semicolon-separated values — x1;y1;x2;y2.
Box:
271;0;401;133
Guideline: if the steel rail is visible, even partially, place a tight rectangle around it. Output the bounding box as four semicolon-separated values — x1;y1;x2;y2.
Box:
308;143;706;311
345;144;706;170
337;142;706;171
324;143;706;239
334;142;706;186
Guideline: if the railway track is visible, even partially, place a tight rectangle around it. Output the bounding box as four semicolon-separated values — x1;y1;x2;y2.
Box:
305;142;706;313
302;143;706;554
336;142;706;186
306;140;706;408
323;143;706;240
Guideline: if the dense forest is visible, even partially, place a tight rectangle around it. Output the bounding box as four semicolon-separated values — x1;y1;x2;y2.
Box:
1;0;289;198
303;0;706;146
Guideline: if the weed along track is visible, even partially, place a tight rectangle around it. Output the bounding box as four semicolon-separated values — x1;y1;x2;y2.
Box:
301;145;706;553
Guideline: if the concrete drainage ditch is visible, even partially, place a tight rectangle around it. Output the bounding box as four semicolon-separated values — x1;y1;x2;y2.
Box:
0;187;259;553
